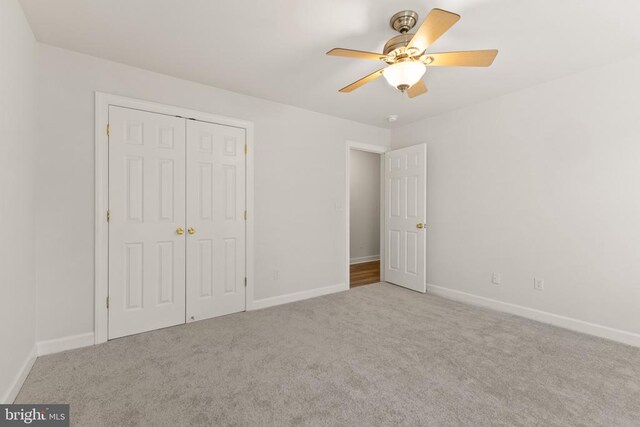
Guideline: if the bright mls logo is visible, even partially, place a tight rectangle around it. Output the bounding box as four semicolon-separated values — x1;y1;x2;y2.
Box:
0;405;69;426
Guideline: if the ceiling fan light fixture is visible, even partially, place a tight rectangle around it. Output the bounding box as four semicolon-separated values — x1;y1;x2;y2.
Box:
382;61;426;92
327;8;497;97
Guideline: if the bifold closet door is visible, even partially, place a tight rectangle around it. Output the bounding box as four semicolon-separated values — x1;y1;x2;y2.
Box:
186;120;246;322
108;106;187;339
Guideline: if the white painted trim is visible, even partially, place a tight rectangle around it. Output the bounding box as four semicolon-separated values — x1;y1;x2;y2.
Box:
95;93;108;345
426;284;640;348
244;125;256;311
345;141;388;290
251;283;345;310
2;332;98;402
95;92;255;343
37;333;95;356
2;346;37;404
350;255;380;265
347;140;388;154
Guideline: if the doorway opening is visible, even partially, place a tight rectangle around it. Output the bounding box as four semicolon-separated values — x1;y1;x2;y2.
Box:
348;145;384;288
345;141;427;292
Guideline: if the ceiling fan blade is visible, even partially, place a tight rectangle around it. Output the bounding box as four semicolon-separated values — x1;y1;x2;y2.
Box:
339;68;385;93
407;80;428;98
425;50;498;67
407;8;460;53
327;48;387;61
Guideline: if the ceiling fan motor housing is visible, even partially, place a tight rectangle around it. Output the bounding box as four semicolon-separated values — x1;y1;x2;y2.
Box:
383;34;414;55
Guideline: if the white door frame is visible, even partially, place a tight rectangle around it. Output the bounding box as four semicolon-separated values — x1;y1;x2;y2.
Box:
345;140;388;290
94;92;255;344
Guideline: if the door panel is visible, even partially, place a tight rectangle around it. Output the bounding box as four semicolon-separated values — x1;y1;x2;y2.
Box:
108;106;187;339
384;144;427;292
186;120;246;321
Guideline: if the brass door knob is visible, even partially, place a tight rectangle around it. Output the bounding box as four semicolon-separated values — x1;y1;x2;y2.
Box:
176;227;185;235
416;223;426;229
188;227;196;235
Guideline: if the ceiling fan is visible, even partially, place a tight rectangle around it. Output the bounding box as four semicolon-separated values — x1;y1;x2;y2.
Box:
327;8;498;98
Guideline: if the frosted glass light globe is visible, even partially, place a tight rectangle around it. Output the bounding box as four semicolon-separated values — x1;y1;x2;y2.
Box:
382;62;426;91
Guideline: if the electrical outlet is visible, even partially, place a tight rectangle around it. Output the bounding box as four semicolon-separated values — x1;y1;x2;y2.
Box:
534;277;545;291
492;272;501;285
273;269;280;280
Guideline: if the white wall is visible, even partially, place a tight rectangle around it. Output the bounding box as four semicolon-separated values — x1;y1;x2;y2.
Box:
349;150;380;263
35;44;390;342
0;0;38;403
391;54;640;338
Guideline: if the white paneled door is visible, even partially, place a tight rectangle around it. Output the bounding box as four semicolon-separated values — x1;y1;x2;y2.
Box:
384;144;427;293
186;120;246;322
108;106;187;339
108;106;246;339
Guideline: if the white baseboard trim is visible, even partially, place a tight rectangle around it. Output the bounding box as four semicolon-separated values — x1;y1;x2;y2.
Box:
426;284;640;348
350;255;380;265
2;333;95;403
251;283;345;311
36;332;95;356
2;345;37;404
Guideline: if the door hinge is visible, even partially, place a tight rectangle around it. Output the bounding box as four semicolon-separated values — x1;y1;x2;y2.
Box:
244;210;247;221
244;144;248;154
244;277;247;287
106;123;110;137
106;209;110;222
106;296;110;309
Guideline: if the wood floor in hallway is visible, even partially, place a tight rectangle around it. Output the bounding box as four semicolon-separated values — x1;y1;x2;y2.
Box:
350;260;380;288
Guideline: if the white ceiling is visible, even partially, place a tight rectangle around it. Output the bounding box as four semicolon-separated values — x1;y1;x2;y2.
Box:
19;0;640;128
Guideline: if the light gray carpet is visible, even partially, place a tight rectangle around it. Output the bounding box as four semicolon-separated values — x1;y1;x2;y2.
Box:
17;283;640;426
